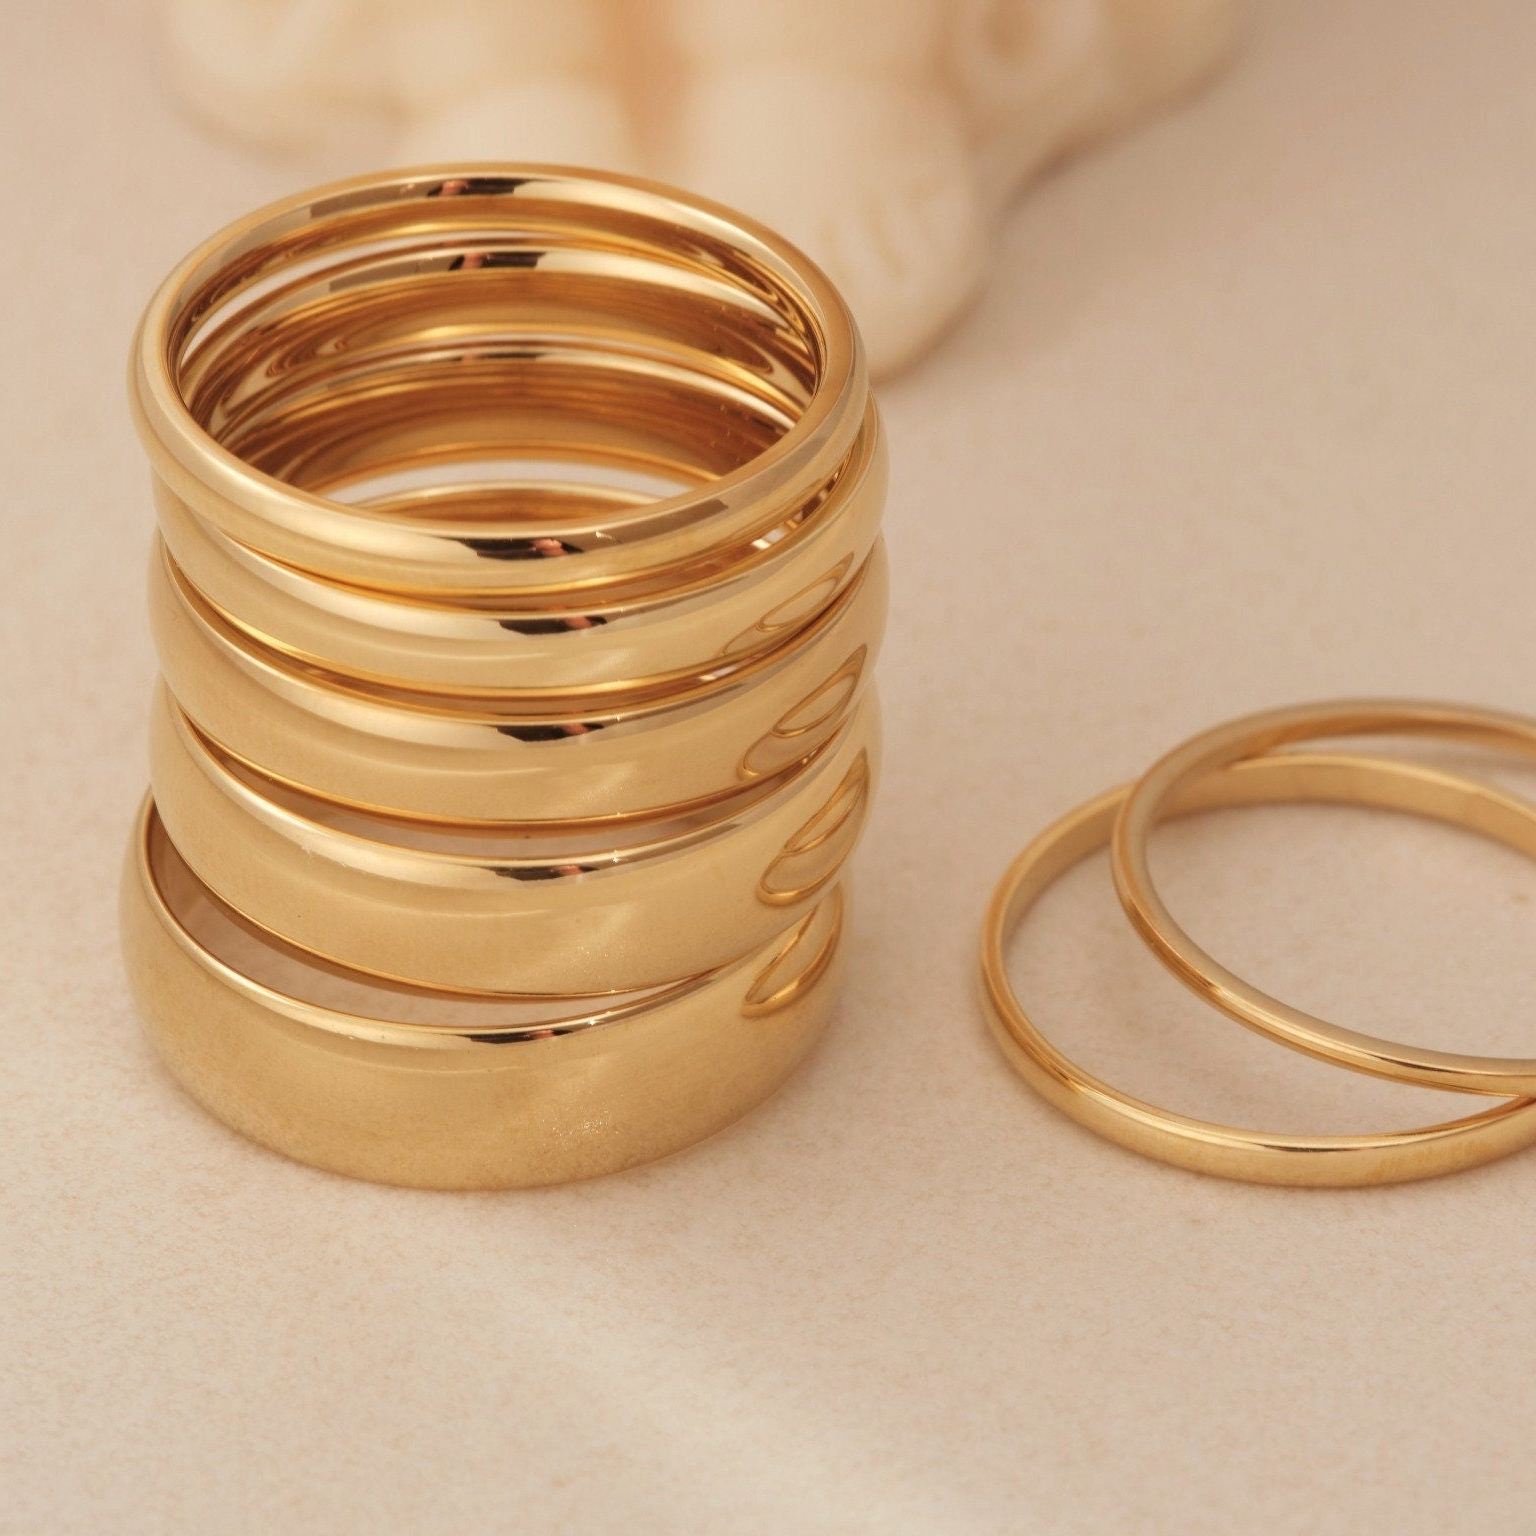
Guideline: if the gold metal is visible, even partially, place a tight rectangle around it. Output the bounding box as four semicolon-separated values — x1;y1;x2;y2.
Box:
152;410;886;695
130;166;868;598
150;682;877;994
123;801;848;1189
982;751;1536;1187
150;536;886;825
1113;700;1536;1096
124;166;885;1183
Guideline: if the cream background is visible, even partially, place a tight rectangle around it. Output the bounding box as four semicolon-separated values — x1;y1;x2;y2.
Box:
4;2;1536;1531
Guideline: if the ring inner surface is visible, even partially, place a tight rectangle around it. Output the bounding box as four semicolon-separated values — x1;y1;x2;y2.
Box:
164;181;832;575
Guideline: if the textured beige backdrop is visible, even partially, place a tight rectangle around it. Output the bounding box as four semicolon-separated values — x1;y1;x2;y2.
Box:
5;3;1536;1532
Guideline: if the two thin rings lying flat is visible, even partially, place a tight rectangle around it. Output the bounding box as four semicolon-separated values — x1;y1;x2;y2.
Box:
149;537;887;826
150;685;879;995
981;750;1536;1187
1113;700;1536;1097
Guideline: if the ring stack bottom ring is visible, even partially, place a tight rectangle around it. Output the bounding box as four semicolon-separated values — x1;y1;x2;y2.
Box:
121;166;887;1188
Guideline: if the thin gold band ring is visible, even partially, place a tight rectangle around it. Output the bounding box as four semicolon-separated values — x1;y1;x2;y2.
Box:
1112;700;1536;1096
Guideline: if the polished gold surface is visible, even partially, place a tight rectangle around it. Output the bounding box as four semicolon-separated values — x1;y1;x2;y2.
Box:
982;751;1536;1186
150;683;876;993
1112;700;1536;1096
150;536;886;825
152;408;887;695
123;802;848;1189
130;167;868;597
124;166;884;1183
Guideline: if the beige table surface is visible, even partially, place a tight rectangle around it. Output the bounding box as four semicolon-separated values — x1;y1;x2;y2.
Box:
6;2;1536;1531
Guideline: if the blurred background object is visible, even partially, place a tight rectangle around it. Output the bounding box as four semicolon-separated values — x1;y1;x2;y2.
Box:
156;0;1237;376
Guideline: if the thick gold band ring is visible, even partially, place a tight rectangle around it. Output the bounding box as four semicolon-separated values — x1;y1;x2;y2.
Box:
130;167;866;597
153;409;886;695
150;538;886;826
983;751;1536;1186
150;685;878;994
1112;700;1536;1096
123;802;848;1189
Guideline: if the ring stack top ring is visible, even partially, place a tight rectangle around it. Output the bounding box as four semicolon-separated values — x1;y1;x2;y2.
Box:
130;166;872;604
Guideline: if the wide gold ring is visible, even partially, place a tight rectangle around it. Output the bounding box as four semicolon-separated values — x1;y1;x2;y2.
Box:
150;537;887;825
123;802;848;1188
150;684;878;994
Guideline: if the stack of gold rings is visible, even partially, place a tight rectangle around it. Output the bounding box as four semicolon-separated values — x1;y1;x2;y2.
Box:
121;167;885;1189
981;701;1536;1187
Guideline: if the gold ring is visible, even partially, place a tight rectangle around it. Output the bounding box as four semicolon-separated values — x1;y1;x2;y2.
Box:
123;801;848;1189
150;538;886;825
1112;699;1536;1096
153;409;886;694
131;167;866;597
982;750;1536;1186
150;684;878;994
